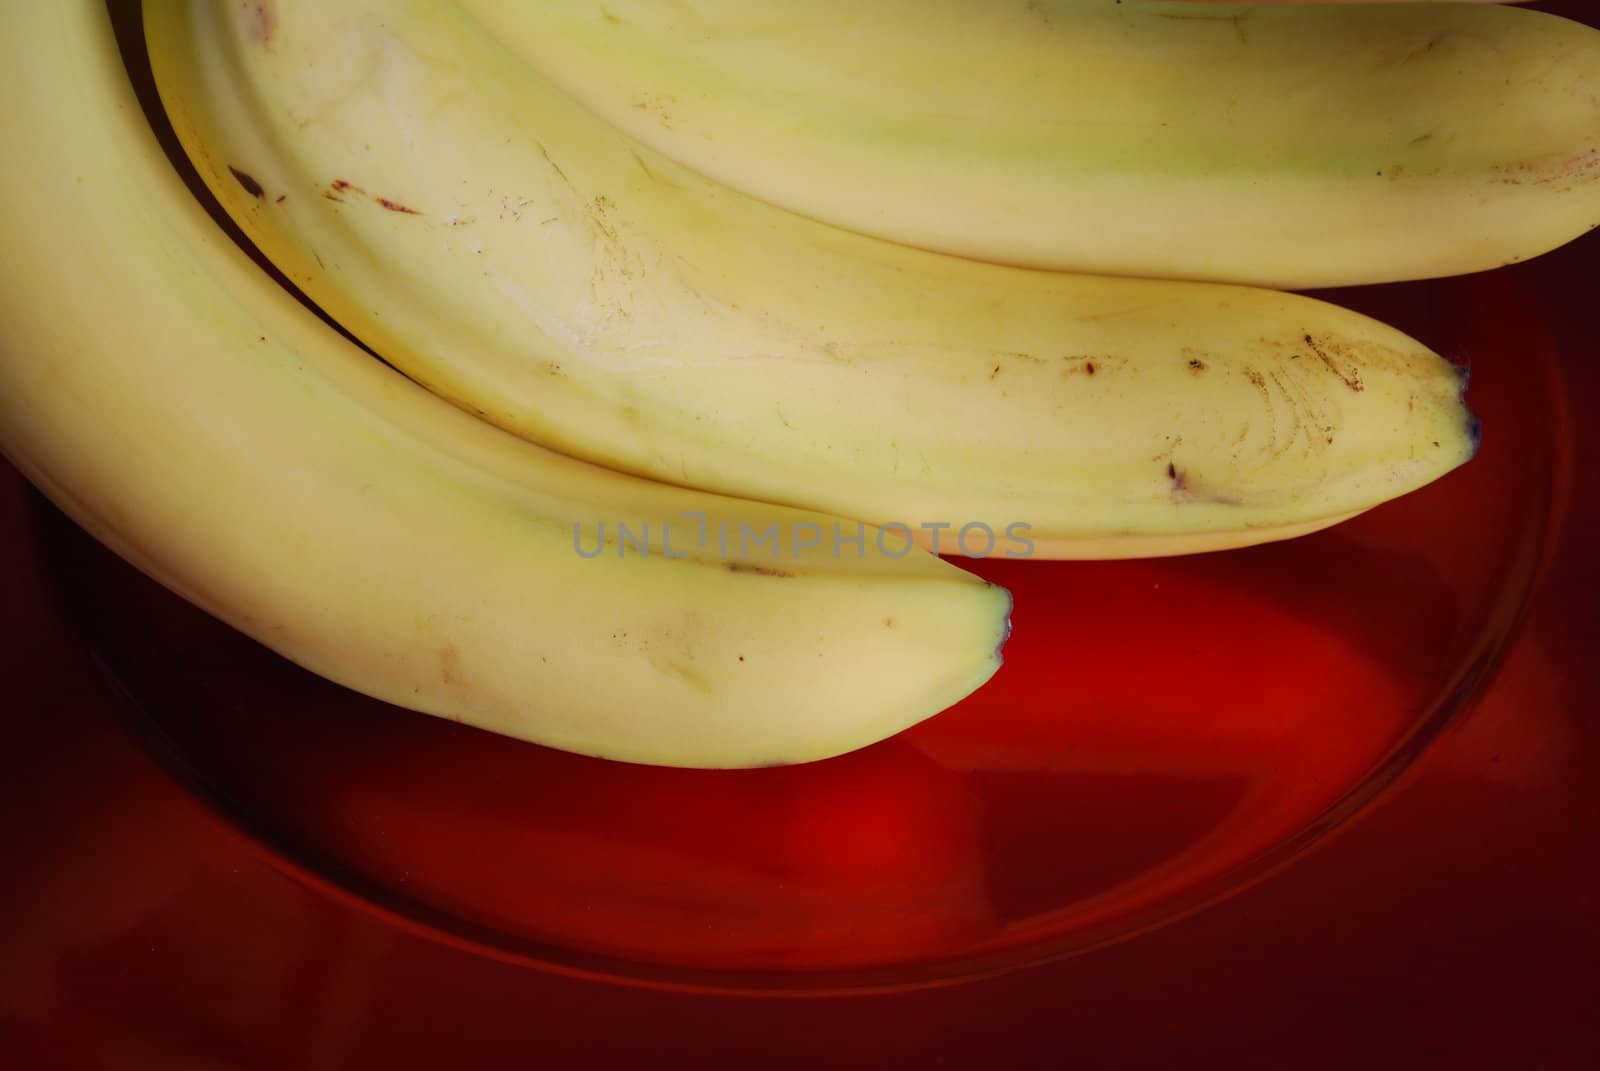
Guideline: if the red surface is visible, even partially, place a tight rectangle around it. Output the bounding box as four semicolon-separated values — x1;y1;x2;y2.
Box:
5;2;1600;1066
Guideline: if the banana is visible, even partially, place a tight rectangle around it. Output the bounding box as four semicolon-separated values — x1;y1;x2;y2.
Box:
456;0;1600;289
146;0;1476;560
0;0;1011;769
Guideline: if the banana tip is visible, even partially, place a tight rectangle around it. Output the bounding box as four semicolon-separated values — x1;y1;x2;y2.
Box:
990;582;1015;667
1450;359;1481;459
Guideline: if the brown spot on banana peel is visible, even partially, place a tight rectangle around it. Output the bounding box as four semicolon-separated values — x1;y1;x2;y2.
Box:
248;1;276;46
630;94;678;130
724;561;794;578
1495;148;1600;189
438;642;460;686
585;196;621;242
1267;368;1332;458
326;180;423;216
1061;354;1118;378
1164;463;1245;507
1241;368;1286;459
1304;335;1364;393
228;166;264;199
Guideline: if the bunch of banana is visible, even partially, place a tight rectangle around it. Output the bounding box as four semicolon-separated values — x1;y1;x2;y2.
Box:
0;0;1588;767
0;0;1007;768
458;0;1600;288
145;0;1475;560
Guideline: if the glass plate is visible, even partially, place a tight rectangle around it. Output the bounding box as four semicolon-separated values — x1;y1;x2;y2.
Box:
34;261;1567;994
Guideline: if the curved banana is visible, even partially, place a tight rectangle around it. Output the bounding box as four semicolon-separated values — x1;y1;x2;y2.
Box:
0;0;1010;768
146;0;1476;560
456;0;1600;289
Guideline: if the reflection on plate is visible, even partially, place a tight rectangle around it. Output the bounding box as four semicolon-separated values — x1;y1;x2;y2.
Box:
38;268;1565;993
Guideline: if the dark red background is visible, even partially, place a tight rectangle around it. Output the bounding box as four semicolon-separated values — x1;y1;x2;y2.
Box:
3;2;1597;1067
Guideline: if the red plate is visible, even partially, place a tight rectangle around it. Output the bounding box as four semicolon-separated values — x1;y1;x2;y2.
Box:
3;2;1598;1065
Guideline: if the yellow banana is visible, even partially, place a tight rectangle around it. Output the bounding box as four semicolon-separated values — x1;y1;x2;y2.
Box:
0;0;1010;768
147;0;1477;560
456;0;1600;288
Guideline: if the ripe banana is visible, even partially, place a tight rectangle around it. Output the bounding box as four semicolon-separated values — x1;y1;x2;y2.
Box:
147;0;1477;560
456;0;1600;289
0;0;1011;768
